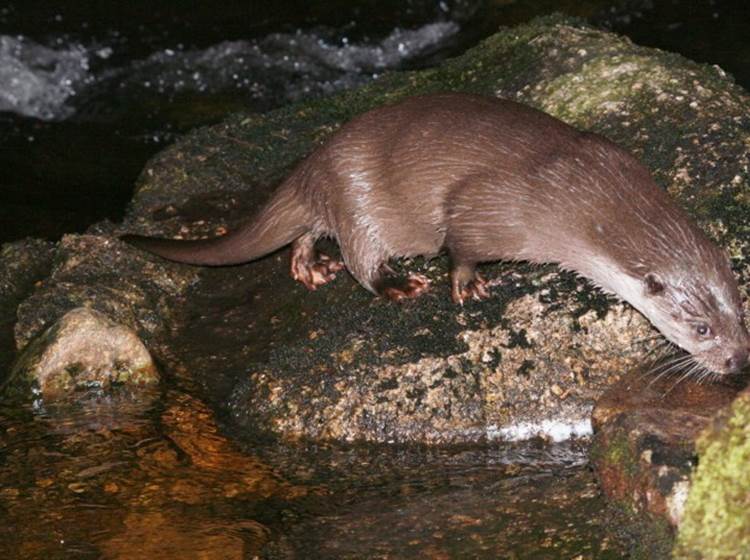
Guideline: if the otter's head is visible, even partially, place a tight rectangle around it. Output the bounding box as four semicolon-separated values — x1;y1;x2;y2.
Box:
636;263;750;375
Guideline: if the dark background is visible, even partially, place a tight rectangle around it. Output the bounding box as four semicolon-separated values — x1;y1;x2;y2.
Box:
1;0;748;243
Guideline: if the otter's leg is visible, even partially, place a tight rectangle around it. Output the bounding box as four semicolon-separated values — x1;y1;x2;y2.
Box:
290;233;345;290
450;260;489;305
372;264;431;302
333;213;430;301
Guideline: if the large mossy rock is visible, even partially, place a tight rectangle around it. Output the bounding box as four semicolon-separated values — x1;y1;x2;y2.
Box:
591;370;745;556
120;14;750;445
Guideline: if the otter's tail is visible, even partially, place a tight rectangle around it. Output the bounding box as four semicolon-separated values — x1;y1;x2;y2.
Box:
121;186;310;266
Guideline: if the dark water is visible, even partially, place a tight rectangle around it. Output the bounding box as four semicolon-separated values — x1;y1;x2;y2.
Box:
0;387;628;558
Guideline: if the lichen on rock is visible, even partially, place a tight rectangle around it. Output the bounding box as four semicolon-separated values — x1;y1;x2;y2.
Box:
673;390;750;559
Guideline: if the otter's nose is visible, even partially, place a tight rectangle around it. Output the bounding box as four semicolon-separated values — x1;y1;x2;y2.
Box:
725;348;749;374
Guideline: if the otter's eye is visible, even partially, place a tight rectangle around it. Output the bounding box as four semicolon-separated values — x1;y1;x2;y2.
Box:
696;324;710;336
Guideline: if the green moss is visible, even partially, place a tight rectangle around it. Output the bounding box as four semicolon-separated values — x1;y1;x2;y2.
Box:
540;55;667;126
593;429;640;480
674;395;750;559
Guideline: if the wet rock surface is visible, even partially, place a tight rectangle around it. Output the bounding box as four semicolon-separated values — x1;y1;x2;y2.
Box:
10;307;158;399
227;281;649;444
591;369;748;556
592;370;743;524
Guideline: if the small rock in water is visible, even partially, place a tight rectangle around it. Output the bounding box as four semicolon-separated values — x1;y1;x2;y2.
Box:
10;306;158;399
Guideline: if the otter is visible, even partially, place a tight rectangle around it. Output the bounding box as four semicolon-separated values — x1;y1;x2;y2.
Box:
122;93;750;375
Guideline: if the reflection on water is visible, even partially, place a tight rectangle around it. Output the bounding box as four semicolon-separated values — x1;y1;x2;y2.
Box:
0;387;311;559
255;439;628;558
0;382;627;558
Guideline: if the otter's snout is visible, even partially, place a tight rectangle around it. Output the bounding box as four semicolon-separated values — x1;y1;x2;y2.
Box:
724;348;750;374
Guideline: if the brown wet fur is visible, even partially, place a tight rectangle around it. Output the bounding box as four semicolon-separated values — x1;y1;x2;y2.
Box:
122;93;750;374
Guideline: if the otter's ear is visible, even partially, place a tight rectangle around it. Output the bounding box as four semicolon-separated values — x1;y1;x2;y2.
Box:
644;273;664;295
